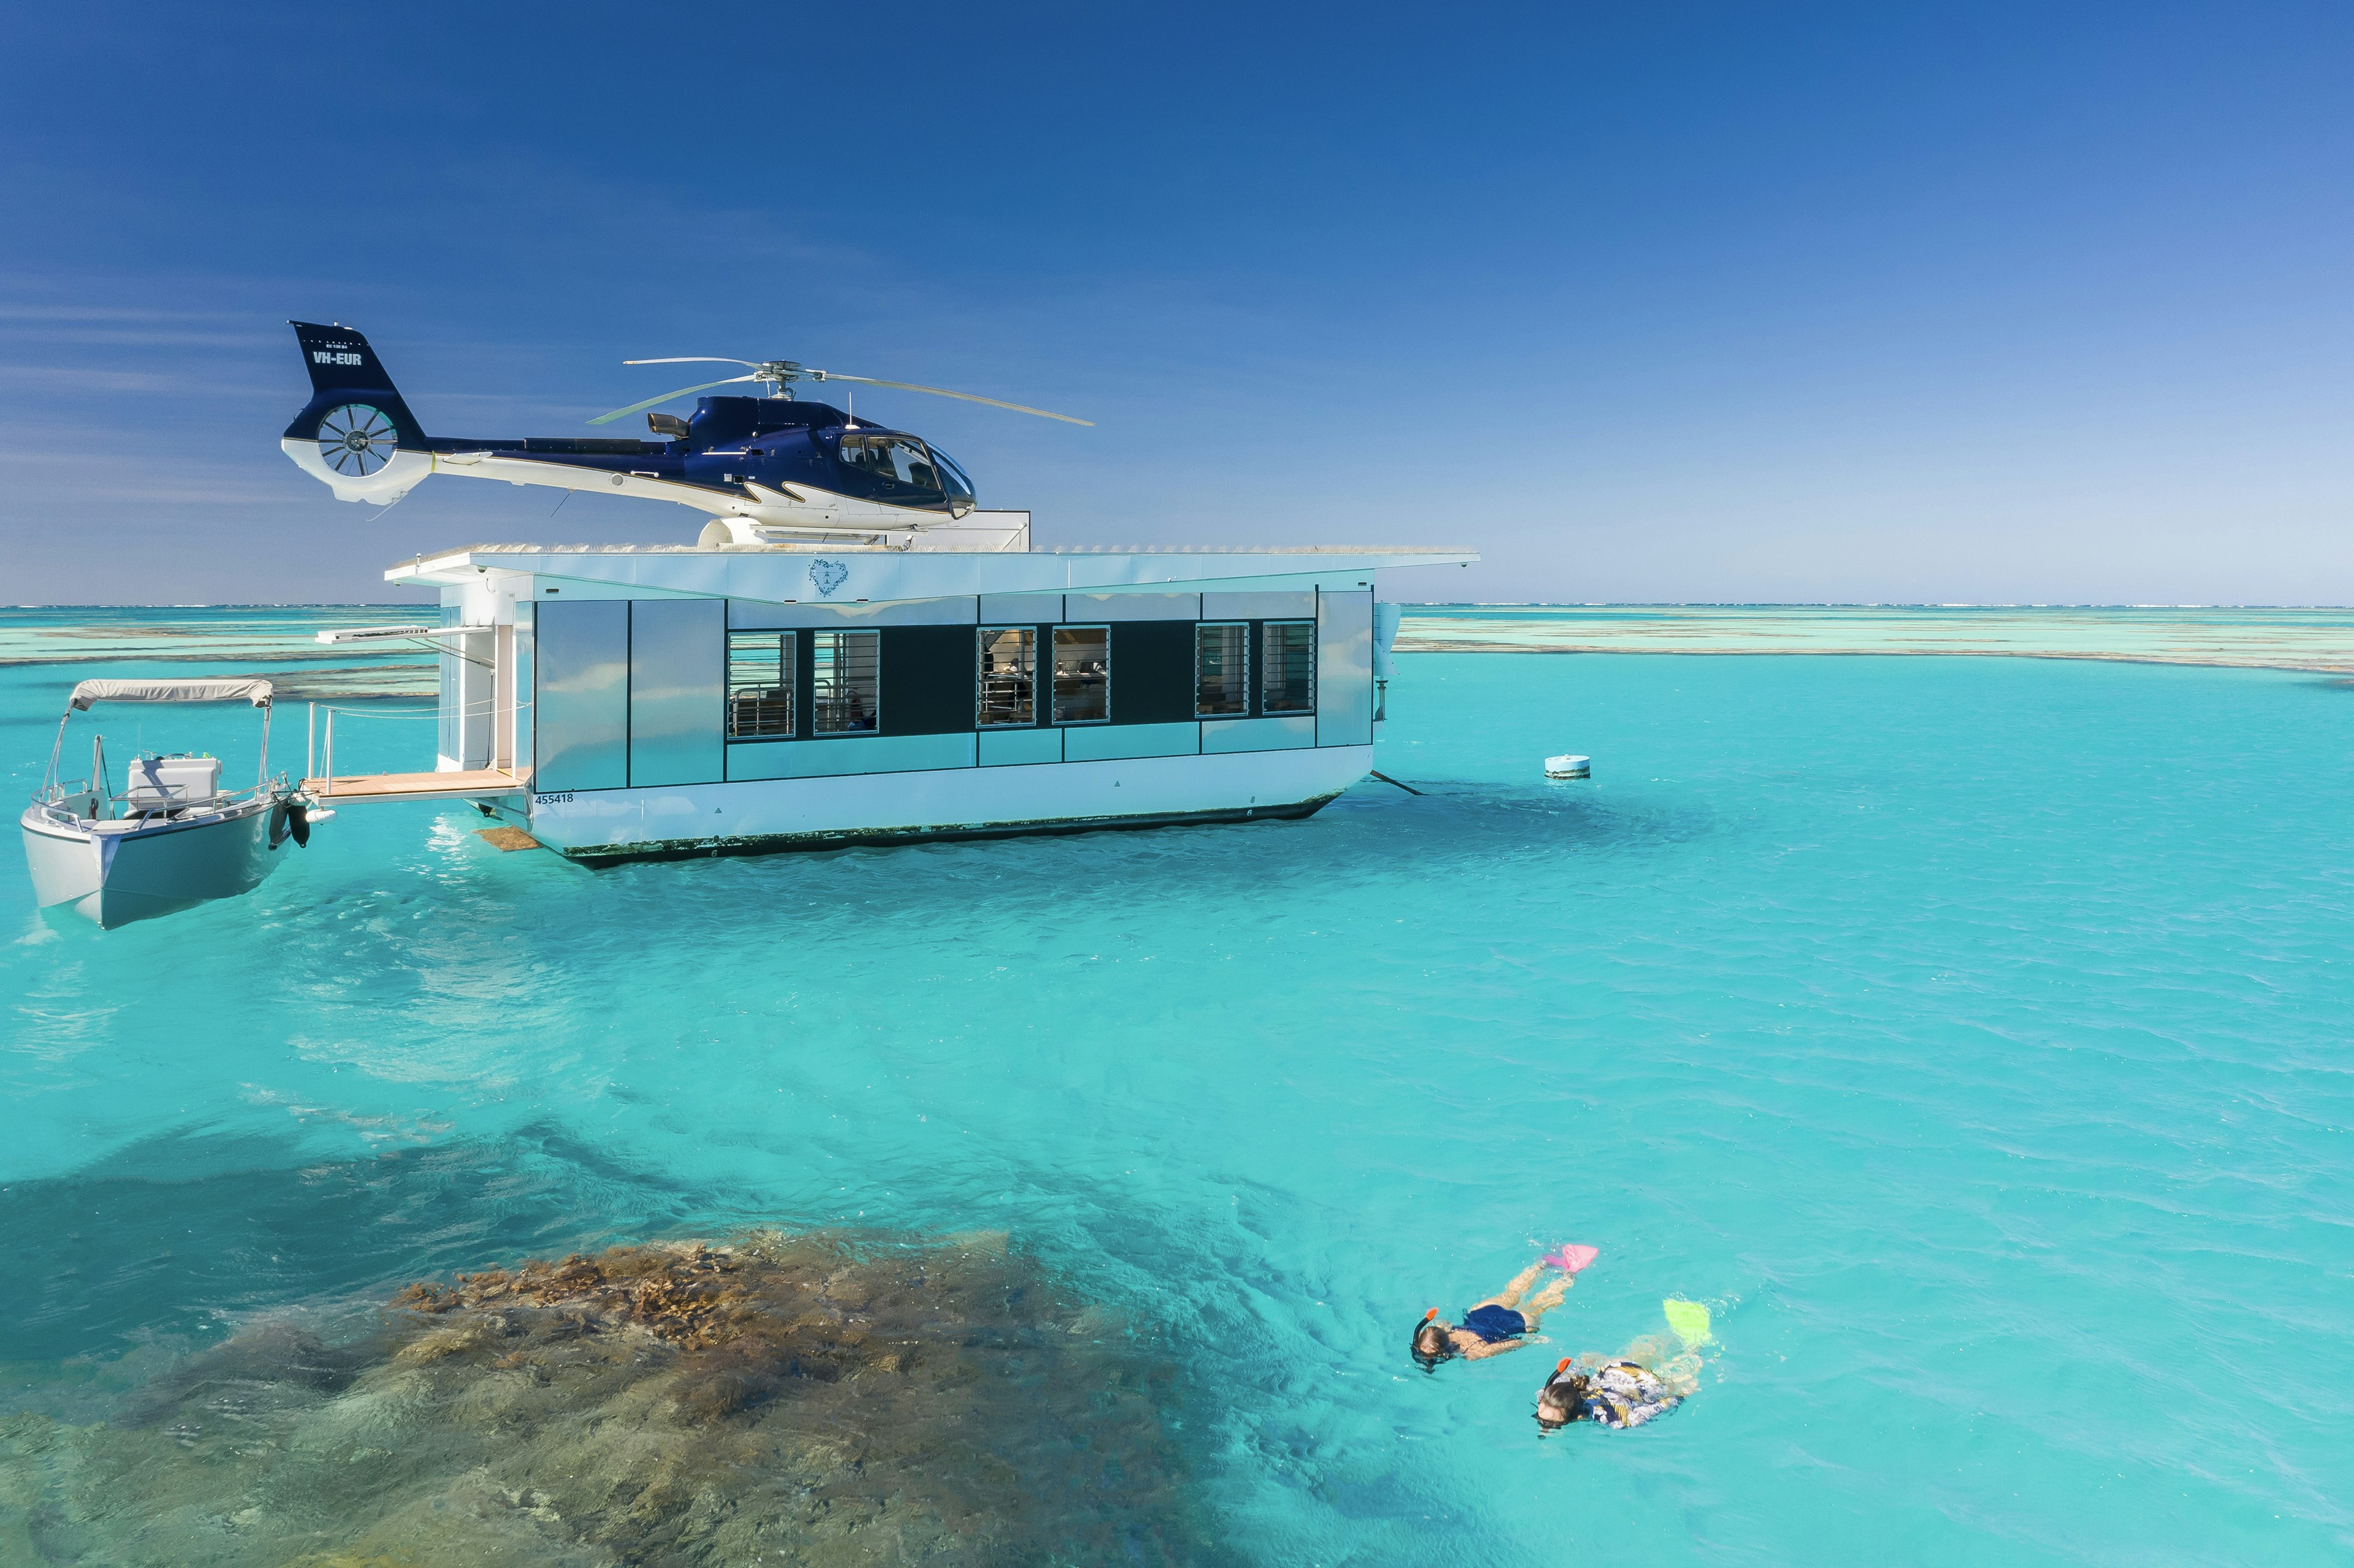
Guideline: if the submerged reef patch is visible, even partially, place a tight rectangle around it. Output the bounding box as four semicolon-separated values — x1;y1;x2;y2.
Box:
0;1230;1217;1566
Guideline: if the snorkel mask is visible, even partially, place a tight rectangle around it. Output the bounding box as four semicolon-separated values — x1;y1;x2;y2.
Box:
1534;1357;1586;1431
1411;1307;1454;1370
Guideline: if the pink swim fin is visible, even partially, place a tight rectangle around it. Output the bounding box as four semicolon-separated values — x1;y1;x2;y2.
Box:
1545;1244;1599;1275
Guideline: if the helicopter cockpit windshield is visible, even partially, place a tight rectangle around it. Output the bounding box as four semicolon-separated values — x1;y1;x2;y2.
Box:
838;433;975;517
930;445;975;518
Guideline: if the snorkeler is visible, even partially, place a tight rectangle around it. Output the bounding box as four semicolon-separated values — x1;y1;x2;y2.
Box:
1533;1355;1686;1430
1411;1247;1593;1368
1536;1300;1709;1429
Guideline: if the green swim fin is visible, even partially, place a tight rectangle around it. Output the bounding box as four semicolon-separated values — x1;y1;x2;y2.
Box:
1664;1298;1712;1345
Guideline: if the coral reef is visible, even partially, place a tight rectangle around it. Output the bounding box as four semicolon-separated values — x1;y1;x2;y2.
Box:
0;1230;1218;1566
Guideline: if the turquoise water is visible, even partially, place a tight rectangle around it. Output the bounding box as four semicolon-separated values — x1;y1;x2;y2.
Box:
4;637;2351;1562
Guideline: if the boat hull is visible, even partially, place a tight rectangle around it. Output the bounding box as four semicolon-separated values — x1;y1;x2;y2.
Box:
21;800;280;929
527;744;1373;865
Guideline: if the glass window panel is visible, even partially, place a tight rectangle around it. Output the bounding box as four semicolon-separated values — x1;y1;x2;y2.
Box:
726;630;794;739
812;630;880;734
1196;622;1248;716
628;598;724;787
533;599;629;791
1053;626;1109;725
1261;620;1316;714
978;627;1035;727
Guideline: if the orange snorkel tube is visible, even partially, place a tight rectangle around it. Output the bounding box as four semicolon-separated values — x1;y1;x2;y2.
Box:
1534;1356;1582;1431
1412;1307;1450;1369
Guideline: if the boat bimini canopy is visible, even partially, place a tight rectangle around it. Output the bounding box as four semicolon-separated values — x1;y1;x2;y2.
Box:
45;679;278;798
67;678;274;711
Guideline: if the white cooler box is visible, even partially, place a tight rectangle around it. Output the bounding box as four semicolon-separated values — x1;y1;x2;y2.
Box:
126;753;221;809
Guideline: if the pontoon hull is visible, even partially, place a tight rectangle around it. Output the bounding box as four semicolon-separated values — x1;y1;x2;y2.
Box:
21;801;280;929
525;744;1373;864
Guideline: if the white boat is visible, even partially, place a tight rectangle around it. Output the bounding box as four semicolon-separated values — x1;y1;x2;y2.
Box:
20;679;316;929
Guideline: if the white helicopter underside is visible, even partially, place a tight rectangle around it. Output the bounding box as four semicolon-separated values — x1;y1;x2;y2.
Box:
279;438;955;538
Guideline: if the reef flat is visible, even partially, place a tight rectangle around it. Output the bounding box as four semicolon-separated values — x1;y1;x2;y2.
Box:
1396;603;2354;670
0;1231;1213;1567
0;606;436;699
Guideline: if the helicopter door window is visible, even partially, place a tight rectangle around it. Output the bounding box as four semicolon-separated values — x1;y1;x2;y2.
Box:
1052;626;1110;725
977;628;1035;727
887;438;942;493
812;630;881;734
1195;623;1248;716
1261;621;1316;714
726;631;796;740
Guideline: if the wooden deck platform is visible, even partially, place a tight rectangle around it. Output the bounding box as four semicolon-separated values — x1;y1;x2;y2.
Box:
303;768;531;802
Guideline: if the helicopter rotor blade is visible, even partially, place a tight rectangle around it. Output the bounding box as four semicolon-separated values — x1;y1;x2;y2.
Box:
622;357;764;368
810;372;1094;427
586;375;761;425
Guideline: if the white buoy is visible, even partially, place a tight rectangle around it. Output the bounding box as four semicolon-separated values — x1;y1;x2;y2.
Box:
1544;753;1591;779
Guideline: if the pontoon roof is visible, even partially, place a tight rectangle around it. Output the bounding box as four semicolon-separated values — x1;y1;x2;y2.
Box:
387;542;1479;596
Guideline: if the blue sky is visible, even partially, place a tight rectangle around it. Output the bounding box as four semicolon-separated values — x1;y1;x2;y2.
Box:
2;2;2349;604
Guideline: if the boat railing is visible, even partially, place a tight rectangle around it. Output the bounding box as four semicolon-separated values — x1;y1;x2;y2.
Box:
28;773;289;828
28;777;105;824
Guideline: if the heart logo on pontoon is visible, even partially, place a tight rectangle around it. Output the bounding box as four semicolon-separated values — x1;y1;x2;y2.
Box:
809;559;849;598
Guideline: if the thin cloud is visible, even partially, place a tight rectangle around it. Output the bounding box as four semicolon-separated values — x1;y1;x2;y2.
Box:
0;303;249;324
0;325;277;349
0;363;289;398
0;449;314;507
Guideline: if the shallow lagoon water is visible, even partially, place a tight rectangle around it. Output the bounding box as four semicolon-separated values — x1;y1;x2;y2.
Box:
4;627;2352;1563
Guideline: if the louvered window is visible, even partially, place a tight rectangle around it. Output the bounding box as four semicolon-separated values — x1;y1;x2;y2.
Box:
726;630;795;739
812;630;880;734
978;627;1035;726
1196;623;1248;715
1260;620;1316;714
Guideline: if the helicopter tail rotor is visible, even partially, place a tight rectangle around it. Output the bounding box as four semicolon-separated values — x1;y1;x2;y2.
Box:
283;322;430;449
280;322;435;503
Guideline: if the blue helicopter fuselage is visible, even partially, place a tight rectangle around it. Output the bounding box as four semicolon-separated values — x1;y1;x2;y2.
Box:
286;396;969;514
279;322;981;531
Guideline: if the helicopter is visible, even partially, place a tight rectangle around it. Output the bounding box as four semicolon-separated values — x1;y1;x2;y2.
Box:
277;322;1089;541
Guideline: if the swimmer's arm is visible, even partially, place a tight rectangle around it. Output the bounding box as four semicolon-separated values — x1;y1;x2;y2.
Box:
1461;1335;1544;1360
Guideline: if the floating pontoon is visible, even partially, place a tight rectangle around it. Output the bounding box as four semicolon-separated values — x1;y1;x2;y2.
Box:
330;539;1473;864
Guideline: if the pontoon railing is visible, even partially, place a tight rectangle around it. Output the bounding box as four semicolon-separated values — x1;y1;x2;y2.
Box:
300;697;531;796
